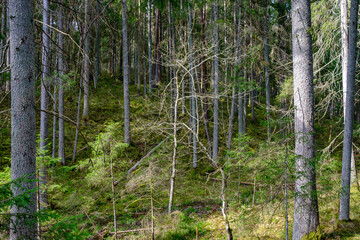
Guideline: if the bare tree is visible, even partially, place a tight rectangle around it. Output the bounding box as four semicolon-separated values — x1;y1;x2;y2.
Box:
188;3;197;167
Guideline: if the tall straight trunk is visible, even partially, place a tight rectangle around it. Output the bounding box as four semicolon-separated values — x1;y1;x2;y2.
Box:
0;0;6;88
52;86;57;159
251;68;255;121
94;0;101;88
200;5;212;152
264;10;270;142
339;0;359;221
39;0;51;210
188;3;197;167
168;0;174;121
236;0;245;137
243;71;248;133
9;0;37;238
291;0;319;238
181;2;185;116
340;0;356;186
58;0;65;164
152;8;160;87
83;0;90;116
212;1;219;162
148;0;152;93
168;70;179;213
122;0;130;144
111;36;116;76
227;86;236;150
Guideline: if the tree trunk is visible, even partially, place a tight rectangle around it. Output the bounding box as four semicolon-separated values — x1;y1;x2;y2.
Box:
0;0;6;90
339;0;358;221
200;5;212;152
39;0;51;210
148;0;152;93
58;0;65;164
168;69;179;213
212;1;219;162
152;8;160;88
9;0;37;238
122;0;130;144
264;10;270;142
52;85;57;159
188;3;197;168
94;0;101;88
291;0;320;238
340;0;357;188
83;0;90;116
227;86;236;150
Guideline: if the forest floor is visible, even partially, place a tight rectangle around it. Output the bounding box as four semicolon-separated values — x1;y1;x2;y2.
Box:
2;75;360;239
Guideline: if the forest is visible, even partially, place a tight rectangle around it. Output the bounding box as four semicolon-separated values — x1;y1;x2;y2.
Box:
1;0;360;239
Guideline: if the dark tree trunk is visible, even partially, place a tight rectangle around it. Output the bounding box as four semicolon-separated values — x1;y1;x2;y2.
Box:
9;0;37;238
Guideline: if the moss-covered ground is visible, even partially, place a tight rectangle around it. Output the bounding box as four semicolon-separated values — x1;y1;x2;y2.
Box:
1;74;360;239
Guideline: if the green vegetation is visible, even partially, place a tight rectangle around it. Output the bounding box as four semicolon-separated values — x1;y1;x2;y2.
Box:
2;73;360;239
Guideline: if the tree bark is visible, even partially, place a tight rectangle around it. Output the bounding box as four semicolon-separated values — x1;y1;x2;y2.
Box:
58;0;65;165
212;1;219;162
188;3;197;168
122;0;130;144
9;0;37;238
264;9;271;142
39;0;51;210
291;0;319;238
200;5;212;152
340;0;357;187
94;0;101;88
168;68;179;213
83;0;90;116
0;0;6;90
152;8;160;88
148;0;152;93
339;0;359;221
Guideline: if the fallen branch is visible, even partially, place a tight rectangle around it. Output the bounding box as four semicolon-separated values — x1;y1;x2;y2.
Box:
114;136;169;187
66;146;88;159
210;178;264;187
127;136;169;174
109;228;151;234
